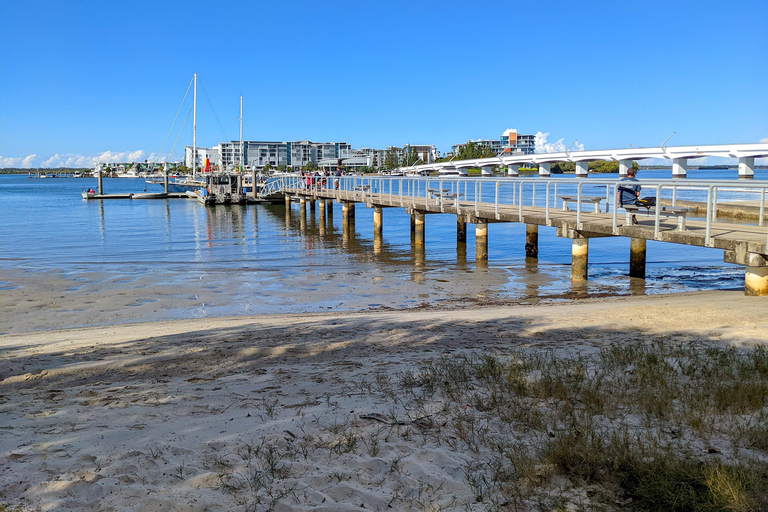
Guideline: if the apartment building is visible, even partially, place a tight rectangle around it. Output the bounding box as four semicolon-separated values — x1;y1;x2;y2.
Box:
451;128;536;157
185;140;352;170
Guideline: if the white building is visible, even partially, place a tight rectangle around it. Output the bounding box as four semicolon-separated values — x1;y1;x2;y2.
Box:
185;140;353;170
185;146;220;169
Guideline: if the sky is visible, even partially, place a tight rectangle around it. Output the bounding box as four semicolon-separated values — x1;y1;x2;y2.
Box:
1;0;767;168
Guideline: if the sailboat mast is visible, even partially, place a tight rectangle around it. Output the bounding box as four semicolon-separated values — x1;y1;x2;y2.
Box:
193;73;197;175
239;96;243;171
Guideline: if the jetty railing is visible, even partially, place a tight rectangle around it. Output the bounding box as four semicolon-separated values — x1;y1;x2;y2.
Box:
278;175;768;247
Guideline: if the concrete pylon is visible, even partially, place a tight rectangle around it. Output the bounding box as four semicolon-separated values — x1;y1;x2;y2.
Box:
745;266;768;296
571;238;589;281
475;222;488;261
413;211;425;246
457;217;467;243
630;238;647;278
525;224;538;259
373;206;383;236
672;158;688;179
739;157;755;179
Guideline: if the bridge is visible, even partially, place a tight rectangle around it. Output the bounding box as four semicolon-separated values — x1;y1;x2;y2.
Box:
276;174;768;296
399;142;768;179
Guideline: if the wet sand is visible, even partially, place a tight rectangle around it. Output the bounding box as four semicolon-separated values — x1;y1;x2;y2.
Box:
0;264;619;336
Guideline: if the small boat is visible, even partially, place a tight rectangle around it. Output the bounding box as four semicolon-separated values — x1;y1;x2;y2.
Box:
437;167;468;177
81;191;96;199
131;192;167;199
146;176;207;193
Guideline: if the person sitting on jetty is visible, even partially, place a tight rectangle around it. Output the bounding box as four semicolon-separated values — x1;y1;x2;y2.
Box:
619;168;641;224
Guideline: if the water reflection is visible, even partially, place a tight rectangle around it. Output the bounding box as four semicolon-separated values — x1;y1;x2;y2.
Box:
629;277;647;295
524;258;540;296
456;242;467;269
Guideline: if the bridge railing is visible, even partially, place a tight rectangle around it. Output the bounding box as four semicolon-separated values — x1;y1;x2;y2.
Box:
279;175;768;248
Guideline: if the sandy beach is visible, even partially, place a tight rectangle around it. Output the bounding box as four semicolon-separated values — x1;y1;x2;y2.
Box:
2;290;767;511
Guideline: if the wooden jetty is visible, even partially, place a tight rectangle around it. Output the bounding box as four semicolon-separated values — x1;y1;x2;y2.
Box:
280;175;768;296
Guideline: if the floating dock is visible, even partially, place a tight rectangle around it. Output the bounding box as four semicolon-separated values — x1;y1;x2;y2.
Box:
82;193;192;200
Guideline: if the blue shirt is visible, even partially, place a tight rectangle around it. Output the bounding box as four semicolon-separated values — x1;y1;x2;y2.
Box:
619;177;641;206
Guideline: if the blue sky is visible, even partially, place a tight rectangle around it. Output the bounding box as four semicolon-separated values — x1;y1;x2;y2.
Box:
1;0;766;168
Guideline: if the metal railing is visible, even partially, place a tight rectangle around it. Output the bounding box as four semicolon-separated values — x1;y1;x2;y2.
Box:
275;175;768;248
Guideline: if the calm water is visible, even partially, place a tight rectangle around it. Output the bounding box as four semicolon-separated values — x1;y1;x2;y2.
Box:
1;170;763;320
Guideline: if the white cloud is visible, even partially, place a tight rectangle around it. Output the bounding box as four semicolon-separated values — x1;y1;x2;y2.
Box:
0;150;166;169
1;154;42;168
760;137;768;144
0;156;25;167
534;132;584;154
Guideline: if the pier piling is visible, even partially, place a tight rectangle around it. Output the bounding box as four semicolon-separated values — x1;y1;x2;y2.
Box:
630;238;647;278
745;253;768;296
413;211;425;246
525;224;539;259
475;222;488;261
457;217;467;243
745;266;768;296
319;201;326;235
342;202;355;227
571;238;589;281
373;207;383;236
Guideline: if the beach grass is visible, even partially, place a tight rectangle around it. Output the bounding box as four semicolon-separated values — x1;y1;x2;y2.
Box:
387;341;768;510
198;340;768;511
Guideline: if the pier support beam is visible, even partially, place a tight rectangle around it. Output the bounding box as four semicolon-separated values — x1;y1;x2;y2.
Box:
299;197;306;219
413;211;425;246
309;199;316;214
525;224;538;259
619;160;633;178
538;163;551;177
475;222;488;262
629;238;647;278
373;206;383;236
571;237;589;281
672;158;688;179
251;168;258;198
481;166;493;177
97;168;103;195
507;164;519;177
457;217;467;243
739;157;755;179
575;161;589;178
285;195;291;208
